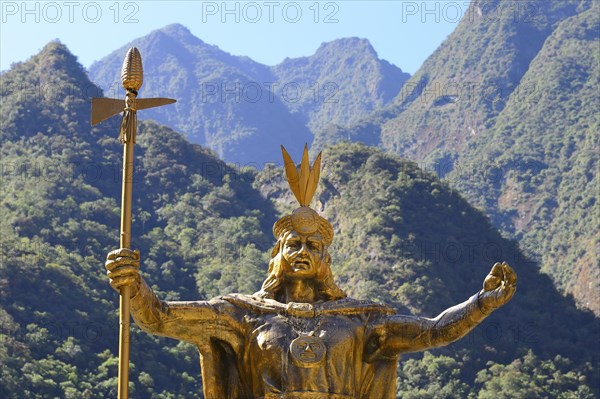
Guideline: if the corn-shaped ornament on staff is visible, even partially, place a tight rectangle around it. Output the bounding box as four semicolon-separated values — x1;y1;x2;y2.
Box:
91;47;176;142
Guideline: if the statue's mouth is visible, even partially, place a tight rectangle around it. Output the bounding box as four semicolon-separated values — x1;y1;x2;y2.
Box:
293;259;311;270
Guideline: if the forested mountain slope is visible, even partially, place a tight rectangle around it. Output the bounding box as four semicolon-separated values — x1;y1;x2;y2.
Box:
448;4;600;314
1;40;597;398
380;0;585;161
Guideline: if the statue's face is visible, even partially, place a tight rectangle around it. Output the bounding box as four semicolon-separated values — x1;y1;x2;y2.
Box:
281;231;325;280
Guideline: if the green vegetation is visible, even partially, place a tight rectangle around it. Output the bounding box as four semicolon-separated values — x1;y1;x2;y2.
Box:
1;19;598;399
87;2;599;318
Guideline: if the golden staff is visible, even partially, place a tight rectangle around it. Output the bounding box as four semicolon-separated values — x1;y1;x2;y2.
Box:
91;48;175;399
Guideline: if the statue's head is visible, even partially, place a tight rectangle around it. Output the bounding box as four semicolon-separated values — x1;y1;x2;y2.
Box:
255;146;346;302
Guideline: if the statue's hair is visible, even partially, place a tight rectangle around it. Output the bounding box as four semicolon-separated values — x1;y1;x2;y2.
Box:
255;237;346;301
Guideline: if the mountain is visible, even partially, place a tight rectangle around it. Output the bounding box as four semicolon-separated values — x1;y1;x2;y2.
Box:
2;38;598;398
312;0;599;315
448;3;600;314
272;37;409;135
315;0;587;157
379;0;585;162
311;0;581;153
88;24;409;165
88;23;310;167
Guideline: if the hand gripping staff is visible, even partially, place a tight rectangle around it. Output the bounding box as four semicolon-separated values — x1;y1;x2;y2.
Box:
91;47;175;399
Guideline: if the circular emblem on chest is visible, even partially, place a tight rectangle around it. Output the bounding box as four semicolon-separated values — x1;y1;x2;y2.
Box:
289;335;326;368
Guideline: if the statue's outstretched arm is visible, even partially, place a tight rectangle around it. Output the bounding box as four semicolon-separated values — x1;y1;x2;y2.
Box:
380;262;516;354
382;292;485;354
106;248;242;345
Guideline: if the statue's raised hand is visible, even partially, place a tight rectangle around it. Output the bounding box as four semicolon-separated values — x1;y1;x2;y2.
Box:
478;262;516;315
105;248;141;296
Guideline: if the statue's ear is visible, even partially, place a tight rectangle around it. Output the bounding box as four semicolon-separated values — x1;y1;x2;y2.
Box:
271;240;281;259
320;248;330;264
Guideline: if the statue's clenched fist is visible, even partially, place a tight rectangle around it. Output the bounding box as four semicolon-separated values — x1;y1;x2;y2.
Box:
478;262;516;315
105;248;141;296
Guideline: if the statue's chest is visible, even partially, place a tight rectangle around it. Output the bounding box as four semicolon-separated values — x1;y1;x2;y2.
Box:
253;314;360;356
245;313;366;395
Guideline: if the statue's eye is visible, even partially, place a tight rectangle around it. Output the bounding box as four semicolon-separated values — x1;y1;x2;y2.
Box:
287;242;300;250
308;242;321;251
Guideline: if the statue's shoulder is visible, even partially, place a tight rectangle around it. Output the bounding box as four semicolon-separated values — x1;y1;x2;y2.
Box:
319;297;395;316
220;293;286;314
220;293;395;317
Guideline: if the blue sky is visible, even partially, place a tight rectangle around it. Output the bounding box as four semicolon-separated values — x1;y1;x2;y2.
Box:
1;1;465;73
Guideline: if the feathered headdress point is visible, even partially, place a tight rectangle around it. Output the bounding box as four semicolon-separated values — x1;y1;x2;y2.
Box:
273;145;334;246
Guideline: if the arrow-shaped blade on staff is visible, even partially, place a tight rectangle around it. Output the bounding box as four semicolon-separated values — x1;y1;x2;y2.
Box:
91;97;176;126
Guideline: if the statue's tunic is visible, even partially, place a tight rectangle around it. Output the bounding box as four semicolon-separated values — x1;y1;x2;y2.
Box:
130;281;485;399
223;294;398;399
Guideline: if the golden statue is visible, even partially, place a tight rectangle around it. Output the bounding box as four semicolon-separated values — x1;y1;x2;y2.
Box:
106;146;516;399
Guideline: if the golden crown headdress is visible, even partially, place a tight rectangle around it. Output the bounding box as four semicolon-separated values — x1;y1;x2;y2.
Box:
273;145;334;246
